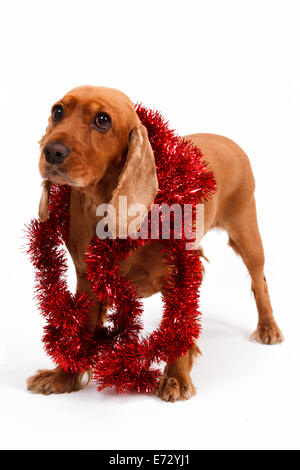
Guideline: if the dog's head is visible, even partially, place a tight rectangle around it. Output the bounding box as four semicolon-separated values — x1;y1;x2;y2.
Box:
39;86;158;233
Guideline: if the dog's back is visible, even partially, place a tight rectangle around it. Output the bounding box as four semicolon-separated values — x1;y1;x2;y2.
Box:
186;133;255;232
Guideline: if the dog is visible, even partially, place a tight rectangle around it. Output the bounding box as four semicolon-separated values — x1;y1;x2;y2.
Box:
27;86;283;401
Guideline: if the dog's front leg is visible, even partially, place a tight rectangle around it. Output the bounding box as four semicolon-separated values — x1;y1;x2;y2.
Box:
155;245;203;402
157;344;201;402
27;271;107;395
26;366;87;395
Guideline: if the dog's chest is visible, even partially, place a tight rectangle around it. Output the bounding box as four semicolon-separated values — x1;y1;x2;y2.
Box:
120;241;168;298
66;189;168;298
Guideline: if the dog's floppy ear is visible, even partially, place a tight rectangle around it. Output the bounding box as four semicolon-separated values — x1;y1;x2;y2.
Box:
108;124;158;237
38;180;50;222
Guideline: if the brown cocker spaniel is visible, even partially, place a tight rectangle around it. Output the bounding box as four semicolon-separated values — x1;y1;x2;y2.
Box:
27;86;283;401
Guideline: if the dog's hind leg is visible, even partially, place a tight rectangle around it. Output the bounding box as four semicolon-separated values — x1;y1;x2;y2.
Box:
225;198;283;344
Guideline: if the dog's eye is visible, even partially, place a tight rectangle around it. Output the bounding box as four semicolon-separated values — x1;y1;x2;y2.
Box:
52;105;64;122
94;112;111;132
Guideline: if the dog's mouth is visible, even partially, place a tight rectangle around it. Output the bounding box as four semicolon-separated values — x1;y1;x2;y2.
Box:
44;166;76;186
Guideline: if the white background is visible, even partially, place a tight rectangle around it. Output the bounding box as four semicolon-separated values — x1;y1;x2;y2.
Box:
0;0;299;450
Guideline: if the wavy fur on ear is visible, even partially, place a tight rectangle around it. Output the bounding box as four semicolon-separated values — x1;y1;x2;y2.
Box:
108;125;158;237
38;180;50;222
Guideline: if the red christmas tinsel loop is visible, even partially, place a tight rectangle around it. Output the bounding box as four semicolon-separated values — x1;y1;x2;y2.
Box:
26;104;216;393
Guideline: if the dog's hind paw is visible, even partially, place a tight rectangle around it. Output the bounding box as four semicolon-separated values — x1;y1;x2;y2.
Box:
27;368;87;395
250;321;284;345
156;375;196;402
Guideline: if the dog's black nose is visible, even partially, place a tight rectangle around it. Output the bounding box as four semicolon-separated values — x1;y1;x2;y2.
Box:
44;142;70;164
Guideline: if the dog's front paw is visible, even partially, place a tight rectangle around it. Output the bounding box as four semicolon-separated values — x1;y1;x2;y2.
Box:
250;320;284;345
156;374;196;402
27;368;85;395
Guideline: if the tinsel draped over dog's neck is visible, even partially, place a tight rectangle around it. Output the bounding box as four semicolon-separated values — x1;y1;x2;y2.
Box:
27;104;216;394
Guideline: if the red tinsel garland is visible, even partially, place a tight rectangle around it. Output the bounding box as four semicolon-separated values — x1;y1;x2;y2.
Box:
26;105;216;394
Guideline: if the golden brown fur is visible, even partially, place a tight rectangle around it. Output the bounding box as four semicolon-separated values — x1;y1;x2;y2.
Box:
27;86;283;401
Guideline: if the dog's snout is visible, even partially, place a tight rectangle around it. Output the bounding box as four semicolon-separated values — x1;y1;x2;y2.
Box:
44;142;70;164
